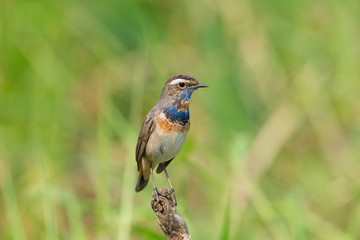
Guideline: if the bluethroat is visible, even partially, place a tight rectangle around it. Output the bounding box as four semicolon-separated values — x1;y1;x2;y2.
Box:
135;74;208;205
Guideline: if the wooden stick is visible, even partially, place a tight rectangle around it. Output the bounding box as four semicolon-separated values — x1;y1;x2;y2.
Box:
151;187;191;240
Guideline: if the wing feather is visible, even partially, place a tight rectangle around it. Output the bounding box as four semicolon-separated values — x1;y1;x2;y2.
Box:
156;158;174;174
135;109;156;171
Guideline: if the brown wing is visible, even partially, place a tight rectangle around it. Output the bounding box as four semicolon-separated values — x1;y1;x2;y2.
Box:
156;158;174;174
135;109;156;171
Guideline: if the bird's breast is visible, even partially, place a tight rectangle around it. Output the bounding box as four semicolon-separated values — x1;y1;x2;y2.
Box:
144;112;189;165
162;102;190;126
157;112;190;133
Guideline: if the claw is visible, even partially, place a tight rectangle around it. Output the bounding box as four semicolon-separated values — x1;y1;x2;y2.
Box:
170;188;177;206
152;188;160;202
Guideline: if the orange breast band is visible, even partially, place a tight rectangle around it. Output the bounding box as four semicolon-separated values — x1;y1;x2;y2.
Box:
156;114;190;133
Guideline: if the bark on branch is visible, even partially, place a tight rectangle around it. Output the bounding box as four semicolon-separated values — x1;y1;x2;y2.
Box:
151;187;191;240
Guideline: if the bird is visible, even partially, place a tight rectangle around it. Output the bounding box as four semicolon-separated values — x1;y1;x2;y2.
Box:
135;74;208;205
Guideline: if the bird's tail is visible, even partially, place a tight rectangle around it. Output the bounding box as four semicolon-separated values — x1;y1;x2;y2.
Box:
135;162;150;192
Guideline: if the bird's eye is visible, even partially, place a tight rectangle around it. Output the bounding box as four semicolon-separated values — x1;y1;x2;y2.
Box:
178;82;185;88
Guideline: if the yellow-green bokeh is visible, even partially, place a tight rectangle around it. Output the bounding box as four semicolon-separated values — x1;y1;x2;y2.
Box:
1;0;360;239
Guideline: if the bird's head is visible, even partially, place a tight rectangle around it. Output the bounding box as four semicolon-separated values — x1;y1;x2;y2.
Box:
160;74;208;102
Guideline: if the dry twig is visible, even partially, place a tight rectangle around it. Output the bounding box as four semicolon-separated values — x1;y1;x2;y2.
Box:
151;187;191;240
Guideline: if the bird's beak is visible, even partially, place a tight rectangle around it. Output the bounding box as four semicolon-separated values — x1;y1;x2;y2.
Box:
197;83;209;88
188;83;209;89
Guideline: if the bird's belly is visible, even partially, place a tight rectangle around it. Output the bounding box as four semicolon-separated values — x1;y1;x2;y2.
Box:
145;129;187;166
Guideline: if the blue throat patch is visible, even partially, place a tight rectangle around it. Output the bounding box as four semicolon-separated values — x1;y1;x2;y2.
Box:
179;89;195;101
162;89;195;125
163;106;189;125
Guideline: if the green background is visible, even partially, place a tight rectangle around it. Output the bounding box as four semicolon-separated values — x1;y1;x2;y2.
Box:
1;0;360;239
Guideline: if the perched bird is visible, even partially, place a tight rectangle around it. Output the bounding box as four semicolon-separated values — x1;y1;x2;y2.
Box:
135;74;208;205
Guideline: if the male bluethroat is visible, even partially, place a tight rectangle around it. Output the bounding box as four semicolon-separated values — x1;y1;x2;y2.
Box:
135;74;208;205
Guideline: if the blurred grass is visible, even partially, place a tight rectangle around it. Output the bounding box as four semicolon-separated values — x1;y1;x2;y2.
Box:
1;0;360;239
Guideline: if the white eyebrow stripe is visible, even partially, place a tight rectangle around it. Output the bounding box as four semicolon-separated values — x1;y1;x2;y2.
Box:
169;79;185;85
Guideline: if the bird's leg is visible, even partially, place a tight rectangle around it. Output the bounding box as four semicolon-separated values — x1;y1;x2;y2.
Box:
164;168;177;206
150;163;159;201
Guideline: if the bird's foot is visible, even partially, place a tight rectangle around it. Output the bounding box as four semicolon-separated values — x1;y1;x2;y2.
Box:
168;188;177;206
152;187;160;202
